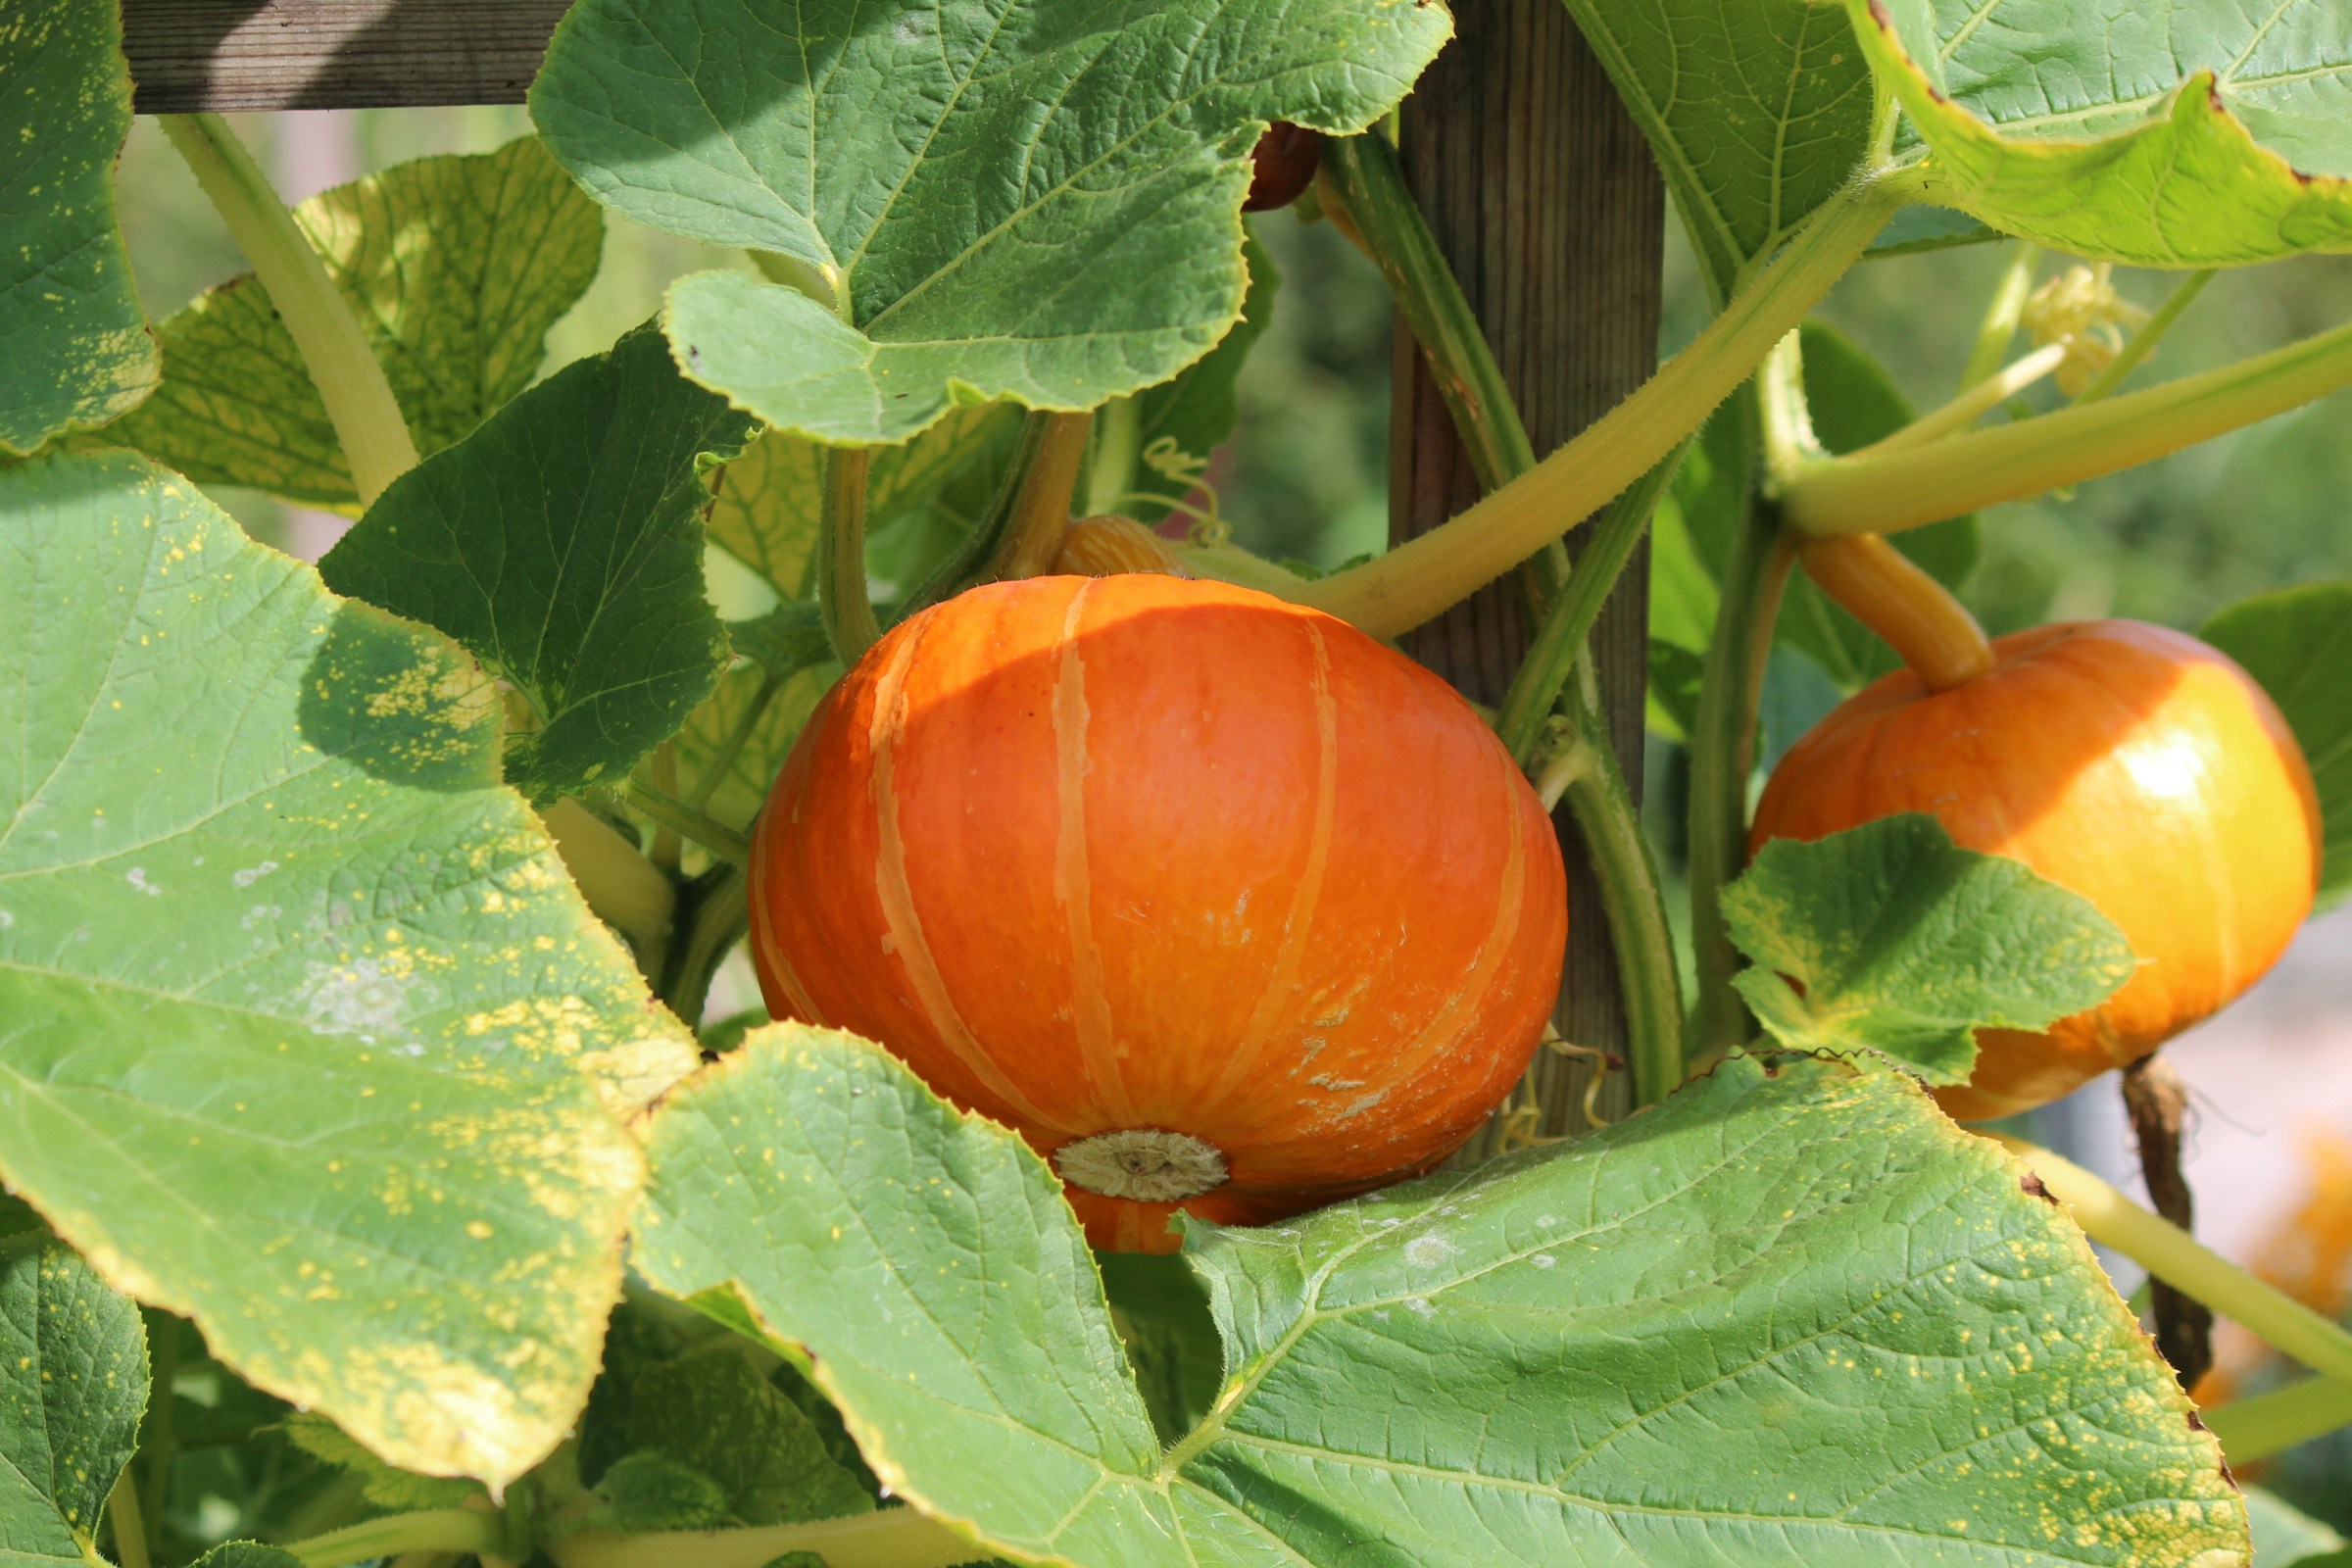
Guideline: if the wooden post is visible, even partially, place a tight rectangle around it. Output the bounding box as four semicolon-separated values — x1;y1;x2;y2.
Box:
1391;0;1664;1148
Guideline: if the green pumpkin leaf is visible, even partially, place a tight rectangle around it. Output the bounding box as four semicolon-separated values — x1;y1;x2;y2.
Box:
1096;1252;1221;1448
531;0;1449;444
585;1451;737;1534
635;1023;2239;1565
2202;581;2352;901
188;1546;306;1568
1092;229;1280;525
1560;0;1875;299
320;321;756;803
0;452;696;1487
0;0;158;453
103;137;603;511
707;406;1021;606
279;1413;480;1511
1727;814;2136;1082
626;1349;874;1526
0;1235;147;1567
1852;0;2352;267
1778;323;1979;692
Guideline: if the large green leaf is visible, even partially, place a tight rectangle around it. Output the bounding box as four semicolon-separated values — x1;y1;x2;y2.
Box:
2247;1488;2350;1567
0;0;157;453
1562;0;1875;299
531;0;1448;444
2203;581;2352;901
668;662;838;835
1854;0;2352;267
0;452;697;1487
0;1235;147;1568
321;322;756;803
625;1349;873;1525
635;1023;2241;1566
1728;815;2137;1083
106;137;603;511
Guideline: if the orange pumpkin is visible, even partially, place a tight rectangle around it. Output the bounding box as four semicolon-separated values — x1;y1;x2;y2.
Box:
1751;619;2320;1122
750;574;1567;1251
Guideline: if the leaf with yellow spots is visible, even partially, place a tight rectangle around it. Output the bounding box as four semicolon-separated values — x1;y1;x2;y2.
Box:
0;452;697;1488
0;1233;147;1568
0;0;159;454
100;136;603;512
636;1026;2242;1566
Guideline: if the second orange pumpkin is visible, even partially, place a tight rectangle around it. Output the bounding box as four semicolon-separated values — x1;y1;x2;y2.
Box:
1751;619;2320;1121
750;575;1567;1250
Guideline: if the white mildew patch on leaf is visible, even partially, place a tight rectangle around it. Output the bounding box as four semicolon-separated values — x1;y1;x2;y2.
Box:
635;1025;2241;1566
0;453;697;1487
1561;0;1876;299
0;0;159;453
531;0;1451;444
0;1234;148;1568
103;136;604;510
1725;815;2136;1083
1856;0;2352;265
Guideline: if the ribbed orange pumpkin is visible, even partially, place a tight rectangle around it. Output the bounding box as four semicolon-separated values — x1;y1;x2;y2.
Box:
749;575;1567;1251
1751;619;2320;1122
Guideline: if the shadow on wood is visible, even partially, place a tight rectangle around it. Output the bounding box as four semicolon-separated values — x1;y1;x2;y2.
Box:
123;0;568;113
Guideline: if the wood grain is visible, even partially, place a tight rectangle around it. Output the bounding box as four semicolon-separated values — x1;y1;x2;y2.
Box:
122;0;568;113
1391;0;1665;1148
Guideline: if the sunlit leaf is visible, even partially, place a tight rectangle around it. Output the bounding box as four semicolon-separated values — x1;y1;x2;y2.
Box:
1854;0;2352;266
634;1023;2239;1565
1728;815;2136;1082
532;0;1448;444
105;137;602;510
0;453;696;1486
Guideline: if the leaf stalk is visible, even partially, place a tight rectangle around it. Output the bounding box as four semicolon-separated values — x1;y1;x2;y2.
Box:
550;1506;979;1568
158;115;418;506
817;447;880;662
288;1509;508;1568
2198;1376;2352;1465
1292;165;1924;638
1785;306;2352;538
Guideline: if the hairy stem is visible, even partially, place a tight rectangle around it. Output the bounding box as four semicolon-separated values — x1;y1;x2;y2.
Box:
541;799;674;958
159;115;417;506
1796;533;1993;691
1494;452;1686;764
625;782;752;868
817;447;879;663
2199;1377;2352;1465
1292;166;1920;638
1556;710;1686;1107
1858;342;2066;459
1956;240;2043;392
2071;269;2215;406
1683;382;1788;1066
1998;1138;2352;1388
1786;306;2352;537
288;1510;507;1568
551;1507;980;1568
995;411;1096;579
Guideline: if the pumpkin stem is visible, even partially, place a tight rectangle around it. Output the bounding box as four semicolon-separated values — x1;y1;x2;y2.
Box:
1054;1130;1228;1202
1796;532;1995;692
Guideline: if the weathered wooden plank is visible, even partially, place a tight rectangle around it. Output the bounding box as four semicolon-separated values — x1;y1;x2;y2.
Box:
1392;0;1665;1152
121;0;568;113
